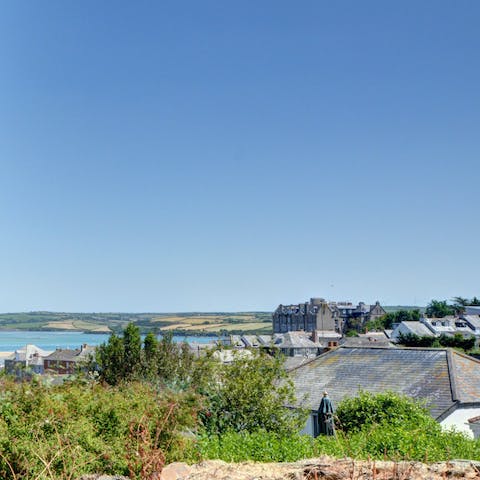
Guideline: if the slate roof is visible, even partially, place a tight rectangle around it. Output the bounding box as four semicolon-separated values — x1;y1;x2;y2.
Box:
450;352;480;403
283;356;314;370
258;335;273;346
241;335;260;347
230;335;244;347
44;349;81;362
288;346;480;420
273;332;318;349
342;333;393;348
464;315;480;330
393;321;435;337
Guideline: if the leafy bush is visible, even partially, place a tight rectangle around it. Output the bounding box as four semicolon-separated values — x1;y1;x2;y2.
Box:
0;378;199;479
335;390;435;433
322;391;480;462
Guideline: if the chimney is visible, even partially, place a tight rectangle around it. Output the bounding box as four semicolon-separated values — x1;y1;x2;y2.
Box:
312;330;318;343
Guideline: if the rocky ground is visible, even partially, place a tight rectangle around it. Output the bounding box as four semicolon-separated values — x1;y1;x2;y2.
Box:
81;457;480;480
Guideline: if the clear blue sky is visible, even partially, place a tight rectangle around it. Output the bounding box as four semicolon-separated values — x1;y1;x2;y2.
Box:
1;1;479;312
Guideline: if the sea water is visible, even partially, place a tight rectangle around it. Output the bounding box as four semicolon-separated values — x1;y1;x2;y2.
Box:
0;330;219;352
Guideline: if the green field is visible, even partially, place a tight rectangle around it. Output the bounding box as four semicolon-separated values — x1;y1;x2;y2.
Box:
0;311;272;335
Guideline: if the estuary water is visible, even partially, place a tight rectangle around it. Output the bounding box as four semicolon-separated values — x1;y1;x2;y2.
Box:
0;330;219;352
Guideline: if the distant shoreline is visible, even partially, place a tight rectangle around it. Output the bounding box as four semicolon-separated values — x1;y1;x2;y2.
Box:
0;328;111;334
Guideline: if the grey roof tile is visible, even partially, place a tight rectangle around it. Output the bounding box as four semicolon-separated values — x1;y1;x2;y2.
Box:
44;349;80;361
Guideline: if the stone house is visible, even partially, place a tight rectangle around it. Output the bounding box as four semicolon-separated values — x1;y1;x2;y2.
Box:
273;298;340;334
287;346;480;438
335;301;386;330
272;298;386;334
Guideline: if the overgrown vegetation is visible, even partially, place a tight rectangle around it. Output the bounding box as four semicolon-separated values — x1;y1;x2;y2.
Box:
0;378;199;479
2;324;480;479
193;391;480;463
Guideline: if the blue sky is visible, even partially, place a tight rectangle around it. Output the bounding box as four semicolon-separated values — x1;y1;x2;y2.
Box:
1;1;479;312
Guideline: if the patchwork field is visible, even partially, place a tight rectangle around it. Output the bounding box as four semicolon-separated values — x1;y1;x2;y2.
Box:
0;311;272;334
43;320;112;332
149;313;271;333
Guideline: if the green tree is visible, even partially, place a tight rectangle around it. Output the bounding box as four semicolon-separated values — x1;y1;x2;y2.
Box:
452;296;469;314
200;351;306;435
97;332;125;385
123;322;142;380
143;331;159;379
425;300;454;318
156;331;193;384
366;309;420;331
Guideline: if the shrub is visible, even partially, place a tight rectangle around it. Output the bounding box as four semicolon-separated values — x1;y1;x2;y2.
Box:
335;390;435;433
0;378;199;480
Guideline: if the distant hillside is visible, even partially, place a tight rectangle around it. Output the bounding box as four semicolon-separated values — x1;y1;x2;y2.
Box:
0;311;272;335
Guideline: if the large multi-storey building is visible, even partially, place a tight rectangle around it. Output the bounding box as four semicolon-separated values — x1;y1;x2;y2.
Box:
272;297;386;334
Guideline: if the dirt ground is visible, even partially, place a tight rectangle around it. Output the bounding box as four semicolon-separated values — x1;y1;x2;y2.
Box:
159;457;480;480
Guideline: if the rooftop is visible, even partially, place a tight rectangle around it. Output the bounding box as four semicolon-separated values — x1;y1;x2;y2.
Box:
288;346;480;419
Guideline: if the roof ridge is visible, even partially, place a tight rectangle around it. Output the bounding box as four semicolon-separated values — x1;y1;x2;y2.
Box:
446;349;459;402
338;345;450;352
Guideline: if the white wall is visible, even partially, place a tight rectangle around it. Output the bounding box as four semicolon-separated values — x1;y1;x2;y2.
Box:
440;407;480;438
